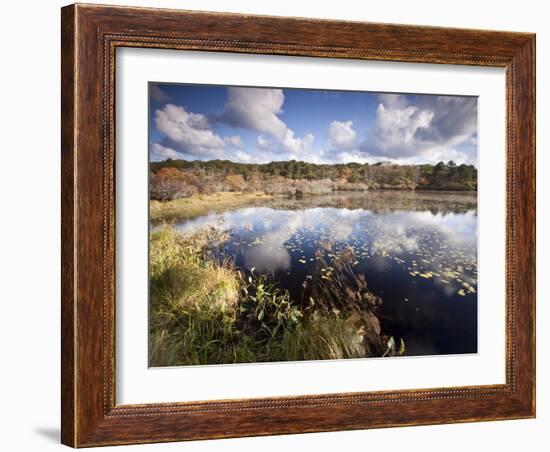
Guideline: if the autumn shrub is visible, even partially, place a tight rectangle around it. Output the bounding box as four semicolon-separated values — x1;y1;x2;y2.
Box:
150;167;198;200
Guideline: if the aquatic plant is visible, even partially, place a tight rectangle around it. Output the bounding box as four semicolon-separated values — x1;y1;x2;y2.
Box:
149;226;398;366
306;242;388;357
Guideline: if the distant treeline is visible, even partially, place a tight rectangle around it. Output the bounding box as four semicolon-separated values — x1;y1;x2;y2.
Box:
150;159;477;201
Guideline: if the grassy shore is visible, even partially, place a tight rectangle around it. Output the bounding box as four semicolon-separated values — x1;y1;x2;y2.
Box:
149;226;400;367
151;189;477;225
150;191;273;222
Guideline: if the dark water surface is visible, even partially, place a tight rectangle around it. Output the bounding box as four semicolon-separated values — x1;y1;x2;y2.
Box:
172;191;478;357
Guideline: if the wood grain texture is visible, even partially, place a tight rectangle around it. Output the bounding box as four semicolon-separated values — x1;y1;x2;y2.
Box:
60;5;76;447
60;3;536;447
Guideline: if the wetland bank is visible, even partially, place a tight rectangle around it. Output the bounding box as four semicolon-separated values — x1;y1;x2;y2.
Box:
150;186;477;366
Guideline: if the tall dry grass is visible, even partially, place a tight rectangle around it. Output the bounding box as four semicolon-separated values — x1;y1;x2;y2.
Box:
150;191;272;222
149;226;403;367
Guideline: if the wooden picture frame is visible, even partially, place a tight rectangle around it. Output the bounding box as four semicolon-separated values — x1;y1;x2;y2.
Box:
61;3;535;447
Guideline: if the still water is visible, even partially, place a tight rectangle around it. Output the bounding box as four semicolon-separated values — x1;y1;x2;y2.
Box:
172;191;478;357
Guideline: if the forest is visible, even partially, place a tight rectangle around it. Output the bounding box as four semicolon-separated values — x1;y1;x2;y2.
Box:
150;159;477;201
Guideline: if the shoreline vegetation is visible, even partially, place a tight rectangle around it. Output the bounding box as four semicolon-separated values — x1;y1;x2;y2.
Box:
150;191;272;222
150;226;403;366
150;189;478;222
150;159;477;221
150;159;477;202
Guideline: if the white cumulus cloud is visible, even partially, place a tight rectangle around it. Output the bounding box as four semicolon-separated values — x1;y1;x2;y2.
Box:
329;120;357;150
281;130;314;154
224;135;243;148
372;102;434;155
220;88;287;138
218;87;314;155
234;150;252;162
359;94;477;165
257;135;273;150
154;104;225;158
150;143;184;160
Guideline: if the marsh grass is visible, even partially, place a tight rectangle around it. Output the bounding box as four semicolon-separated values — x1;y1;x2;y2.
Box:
149;226;401;367
150;191;273;222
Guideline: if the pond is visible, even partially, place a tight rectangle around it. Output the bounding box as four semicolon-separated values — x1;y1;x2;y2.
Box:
169;190;478;357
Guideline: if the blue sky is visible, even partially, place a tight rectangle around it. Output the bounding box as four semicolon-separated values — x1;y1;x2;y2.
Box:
149;83;477;166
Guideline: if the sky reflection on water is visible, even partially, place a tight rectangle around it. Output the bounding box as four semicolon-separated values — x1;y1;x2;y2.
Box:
169;192;478;357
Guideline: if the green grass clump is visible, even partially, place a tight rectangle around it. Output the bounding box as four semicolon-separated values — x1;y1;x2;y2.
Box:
149;226;400;367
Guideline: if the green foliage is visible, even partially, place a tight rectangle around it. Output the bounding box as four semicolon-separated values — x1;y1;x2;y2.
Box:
418;160;477;191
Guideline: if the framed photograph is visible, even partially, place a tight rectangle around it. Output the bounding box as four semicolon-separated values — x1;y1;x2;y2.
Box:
61;3;536;447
